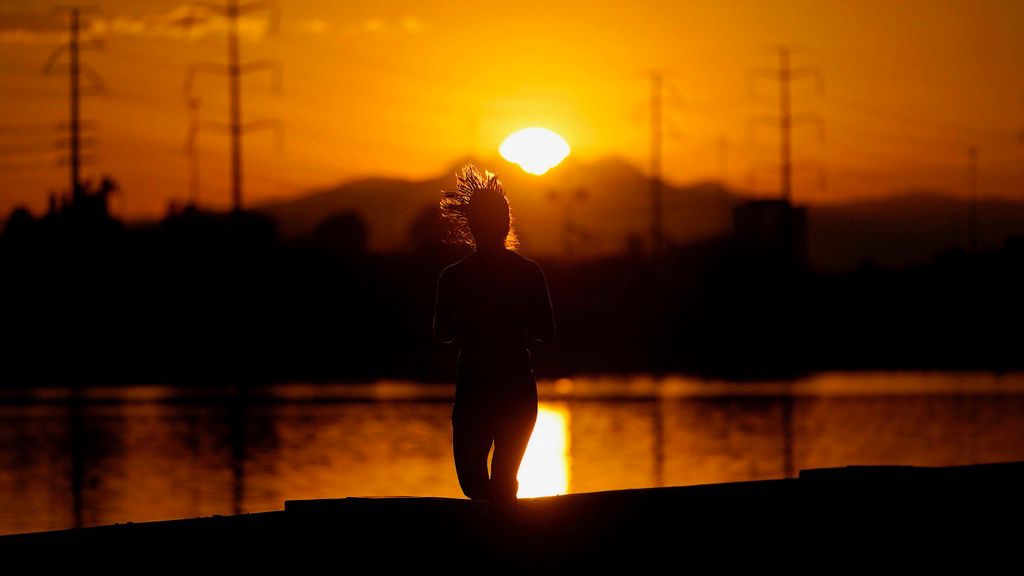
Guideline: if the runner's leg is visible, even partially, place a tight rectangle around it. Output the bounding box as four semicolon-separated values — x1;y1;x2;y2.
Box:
452;404;494;501
490;397;538;502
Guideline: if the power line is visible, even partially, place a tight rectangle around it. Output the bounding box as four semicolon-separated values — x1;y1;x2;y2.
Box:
749;46;823;203
183;0;282;213
649;70;664;255
186;97;202;206
43;5;105;201
967;145;978;254
718;134;729;186
829;93;1003;136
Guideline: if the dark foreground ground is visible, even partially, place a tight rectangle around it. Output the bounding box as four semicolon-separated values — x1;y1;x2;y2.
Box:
2;461;1022;572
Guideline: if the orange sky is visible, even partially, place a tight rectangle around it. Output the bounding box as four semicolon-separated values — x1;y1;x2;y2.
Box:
1;0;1023;218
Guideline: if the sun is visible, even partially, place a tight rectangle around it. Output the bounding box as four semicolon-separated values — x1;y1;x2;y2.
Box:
499;127;570;175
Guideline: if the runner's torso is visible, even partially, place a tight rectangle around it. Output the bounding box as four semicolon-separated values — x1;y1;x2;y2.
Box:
448;249;539;409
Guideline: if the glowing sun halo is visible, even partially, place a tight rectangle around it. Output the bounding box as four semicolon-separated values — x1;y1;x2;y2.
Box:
499;128;570;175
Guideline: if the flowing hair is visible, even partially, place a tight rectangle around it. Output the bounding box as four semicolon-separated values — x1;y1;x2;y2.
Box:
439;164;520;251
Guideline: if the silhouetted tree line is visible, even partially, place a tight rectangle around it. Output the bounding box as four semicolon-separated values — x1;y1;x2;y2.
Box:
1;201;1022;387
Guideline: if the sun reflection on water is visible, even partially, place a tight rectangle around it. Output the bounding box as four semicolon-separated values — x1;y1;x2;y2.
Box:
517;403;570;498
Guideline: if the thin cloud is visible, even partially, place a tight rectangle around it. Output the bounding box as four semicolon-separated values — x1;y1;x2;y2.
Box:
0;6;429;45
361;18;386;33
0;4;273;45
346;16;429;35
291;19;331;35
400;15;426;34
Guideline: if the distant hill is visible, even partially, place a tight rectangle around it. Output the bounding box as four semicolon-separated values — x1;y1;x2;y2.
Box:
254;156;1024;271
255;155;737;255
808;191;1024;272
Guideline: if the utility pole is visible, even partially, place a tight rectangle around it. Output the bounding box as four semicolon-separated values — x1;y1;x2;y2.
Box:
779;48;791;202
1019;103;1024;208
184;1;281;213
548;188;589;257
718;134;729;186
187;97;202;207
649;70;664;255
44;6;104;202
967;146;978;254
69;8;80;200
750;46;823;203
468;115;481;159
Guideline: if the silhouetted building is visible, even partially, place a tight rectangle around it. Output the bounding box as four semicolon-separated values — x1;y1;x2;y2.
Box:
732;199;807;268
311;212;368;258
51;177;116;223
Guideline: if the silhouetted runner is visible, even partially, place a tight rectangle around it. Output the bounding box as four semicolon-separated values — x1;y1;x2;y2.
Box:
434;165;555;506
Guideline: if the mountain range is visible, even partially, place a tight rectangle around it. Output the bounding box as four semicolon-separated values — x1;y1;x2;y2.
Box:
255;156;1024;272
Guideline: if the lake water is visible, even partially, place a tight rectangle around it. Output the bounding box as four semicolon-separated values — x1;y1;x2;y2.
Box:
2;371;1024;536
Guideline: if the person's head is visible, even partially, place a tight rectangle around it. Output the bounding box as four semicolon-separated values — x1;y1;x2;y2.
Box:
440;165;519;251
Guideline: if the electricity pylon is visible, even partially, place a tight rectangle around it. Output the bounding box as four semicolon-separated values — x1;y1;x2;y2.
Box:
43;5;105;201
183;1;282;213
749;46;824;203
649;71;665;255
